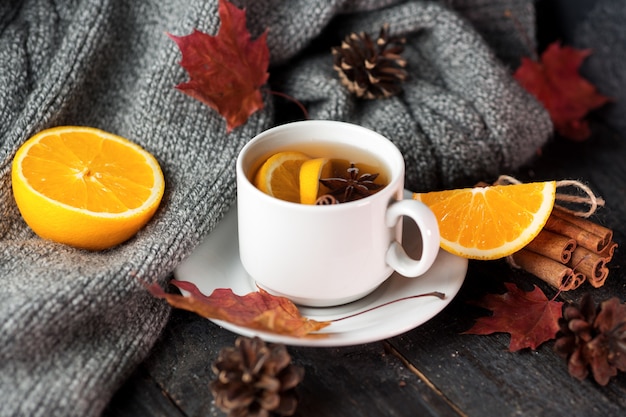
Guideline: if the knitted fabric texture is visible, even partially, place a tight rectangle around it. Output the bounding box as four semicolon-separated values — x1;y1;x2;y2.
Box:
0;0;550;416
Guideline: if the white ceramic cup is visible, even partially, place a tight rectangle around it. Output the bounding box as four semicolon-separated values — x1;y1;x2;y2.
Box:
236;120;440;307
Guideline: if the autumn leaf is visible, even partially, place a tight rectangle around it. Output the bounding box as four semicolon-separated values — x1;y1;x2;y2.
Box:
168;0;270;132
464;282;563;351
148;279;330;337
514;42;610;141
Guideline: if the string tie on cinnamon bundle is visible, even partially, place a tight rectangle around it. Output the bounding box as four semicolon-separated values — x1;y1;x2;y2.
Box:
494;176;617;291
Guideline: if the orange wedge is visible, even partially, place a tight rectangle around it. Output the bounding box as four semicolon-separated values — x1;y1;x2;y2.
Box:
253;151;310;203
299;158;333;204
11;126;165;250
413;181;556;260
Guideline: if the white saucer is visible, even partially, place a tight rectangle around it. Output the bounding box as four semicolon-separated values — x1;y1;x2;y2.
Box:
174;203;468;347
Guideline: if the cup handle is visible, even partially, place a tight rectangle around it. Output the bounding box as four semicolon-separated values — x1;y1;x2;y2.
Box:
385;199;440;277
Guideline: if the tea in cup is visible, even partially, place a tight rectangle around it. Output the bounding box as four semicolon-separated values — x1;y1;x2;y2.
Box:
236;120;440;307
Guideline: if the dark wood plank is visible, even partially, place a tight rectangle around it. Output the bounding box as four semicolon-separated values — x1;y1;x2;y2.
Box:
133;309;462;417
289;343;460;417
103;365;185;417
142;310;236;417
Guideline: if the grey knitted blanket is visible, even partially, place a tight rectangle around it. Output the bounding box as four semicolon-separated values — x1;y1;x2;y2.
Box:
0;1;551;415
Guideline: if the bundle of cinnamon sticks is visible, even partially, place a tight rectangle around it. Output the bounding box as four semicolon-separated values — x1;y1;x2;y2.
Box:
511;207;617;291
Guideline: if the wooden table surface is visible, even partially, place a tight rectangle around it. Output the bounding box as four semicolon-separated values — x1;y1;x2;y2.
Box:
104;123;626;417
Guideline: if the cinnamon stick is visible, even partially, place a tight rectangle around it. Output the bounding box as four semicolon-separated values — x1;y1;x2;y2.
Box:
524;229;576;264
571;271;587;290
552;206;613;251
588;267;609;288
598;241;618;260
511;249;585;291
543;215;609;253
567;246;607;284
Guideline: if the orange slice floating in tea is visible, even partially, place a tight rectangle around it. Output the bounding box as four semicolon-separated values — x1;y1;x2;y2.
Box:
299;158;333;204
253;151;310;203
413;181;556;260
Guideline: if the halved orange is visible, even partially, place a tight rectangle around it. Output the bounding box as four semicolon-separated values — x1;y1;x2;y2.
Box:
253;151;310;203
11;126;165;250
413;181;556;260
299;158;333;204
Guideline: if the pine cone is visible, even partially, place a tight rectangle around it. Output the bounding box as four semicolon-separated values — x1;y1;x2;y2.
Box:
332;23;407;100
210;336;304;417
554;293;626;385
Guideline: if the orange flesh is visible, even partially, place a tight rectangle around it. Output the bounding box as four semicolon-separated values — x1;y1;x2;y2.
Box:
21;131;155;213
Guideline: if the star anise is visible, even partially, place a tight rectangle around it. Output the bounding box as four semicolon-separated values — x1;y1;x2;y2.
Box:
319;163;382;203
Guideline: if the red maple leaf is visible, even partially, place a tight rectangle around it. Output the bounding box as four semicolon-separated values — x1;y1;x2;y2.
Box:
147;279;330;337
464;282;563;351
168;0;270;132
514;42;610;141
